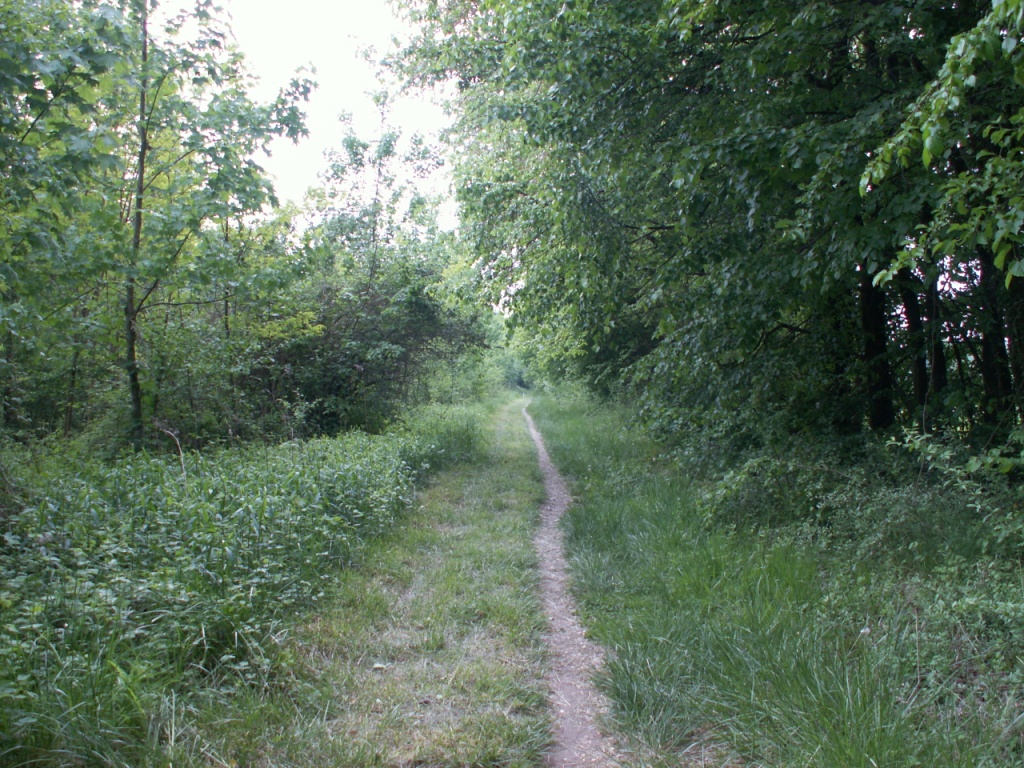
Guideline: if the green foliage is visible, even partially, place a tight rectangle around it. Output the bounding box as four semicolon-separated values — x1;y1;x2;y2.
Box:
0;0;318;448
224;114;490;437
0;404;486;766
530;395;1024;766
392;402;487;472
0;2;489;449
399;0;1024;438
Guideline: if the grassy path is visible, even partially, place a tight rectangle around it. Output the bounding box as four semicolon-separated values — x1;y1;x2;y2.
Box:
206;397;553;766
201;393;1009;767
528;397;1000;767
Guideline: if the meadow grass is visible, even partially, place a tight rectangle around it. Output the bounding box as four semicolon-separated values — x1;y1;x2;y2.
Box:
186;396;552;766
0;402;493;767
528;395;1009;768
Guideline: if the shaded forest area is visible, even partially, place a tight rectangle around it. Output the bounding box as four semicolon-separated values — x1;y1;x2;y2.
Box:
7;0;1024;764
396;0;1024;763
402;0;1024;442
0;0;490;455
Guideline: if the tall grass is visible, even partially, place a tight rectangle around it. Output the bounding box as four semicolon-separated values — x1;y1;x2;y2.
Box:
0;404;485;767
529;397;1013;767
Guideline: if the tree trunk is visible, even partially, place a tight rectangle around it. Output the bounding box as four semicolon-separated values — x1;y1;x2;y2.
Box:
125;280;143;447
1;326;17;430
860;267;895;429
925;278;949;399
126;1;149;450
898;269;929;427
977;248;1014;423
1003;272;1024;415
64;347;79;437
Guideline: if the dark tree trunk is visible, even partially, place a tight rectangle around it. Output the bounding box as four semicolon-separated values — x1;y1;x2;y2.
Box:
1003;273;1024;415
860;267;895;429
64;348;79;438
925;278;949;398
898;270;929;426
950;327;977;420
1;327;17;429
125;280;143;447
126;1;149;450
978;249;1014;423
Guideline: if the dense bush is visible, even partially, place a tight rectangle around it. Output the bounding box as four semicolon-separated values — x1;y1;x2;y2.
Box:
0;404;484;766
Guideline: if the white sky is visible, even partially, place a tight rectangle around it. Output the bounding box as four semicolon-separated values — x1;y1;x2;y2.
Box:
217;0;450;206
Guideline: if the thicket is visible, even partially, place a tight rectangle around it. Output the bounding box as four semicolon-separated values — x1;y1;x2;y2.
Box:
531;395;1024;766
0;402;485;766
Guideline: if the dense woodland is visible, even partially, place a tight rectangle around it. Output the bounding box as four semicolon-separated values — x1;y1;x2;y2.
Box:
8;0;1024;477
395;1;1024;764
5;0;1024;764
400;0;1024;444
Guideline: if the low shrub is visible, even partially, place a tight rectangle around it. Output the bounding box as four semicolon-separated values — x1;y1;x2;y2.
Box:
393;402;488;473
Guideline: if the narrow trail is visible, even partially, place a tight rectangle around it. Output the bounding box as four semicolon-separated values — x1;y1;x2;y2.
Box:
523;404;626;768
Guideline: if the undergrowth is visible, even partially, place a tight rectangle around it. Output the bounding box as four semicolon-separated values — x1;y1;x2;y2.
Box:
529;396;1024;767
0;403;485;767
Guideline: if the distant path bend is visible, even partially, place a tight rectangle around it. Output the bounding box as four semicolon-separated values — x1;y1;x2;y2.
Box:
523;404;625;768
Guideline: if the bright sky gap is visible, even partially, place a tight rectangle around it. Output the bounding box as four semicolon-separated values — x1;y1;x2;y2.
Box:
194;0;451;208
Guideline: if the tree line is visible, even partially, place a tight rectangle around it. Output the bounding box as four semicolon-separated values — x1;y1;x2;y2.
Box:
1;0;484;451
399;0;1024;442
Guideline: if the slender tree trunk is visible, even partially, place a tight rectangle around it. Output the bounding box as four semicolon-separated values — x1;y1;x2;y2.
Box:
1003;273;1024;415
898;270;929;427
126;1;149;450
860;267;895;429
223;220;231;338
125;281;143;447
64;348;79;437
1;323;17;430
977;248;1014;423
925;278;949;398
949;327;977;420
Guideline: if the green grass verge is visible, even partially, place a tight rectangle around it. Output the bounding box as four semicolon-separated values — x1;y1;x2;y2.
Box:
180;395;551;766
528;395;1012;768
0;402;492;767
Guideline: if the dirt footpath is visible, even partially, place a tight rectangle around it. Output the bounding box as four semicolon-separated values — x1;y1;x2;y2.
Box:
523;405;627;768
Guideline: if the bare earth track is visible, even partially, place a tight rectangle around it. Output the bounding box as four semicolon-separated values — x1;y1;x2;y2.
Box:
523;405;627;768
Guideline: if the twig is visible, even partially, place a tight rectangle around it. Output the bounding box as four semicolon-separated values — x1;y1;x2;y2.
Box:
156;422;187;489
